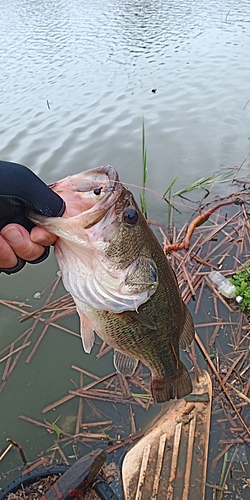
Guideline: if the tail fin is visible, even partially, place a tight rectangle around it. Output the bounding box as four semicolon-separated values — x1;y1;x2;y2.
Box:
151;363;193;403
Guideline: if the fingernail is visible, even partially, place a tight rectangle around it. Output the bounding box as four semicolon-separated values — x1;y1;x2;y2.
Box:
2;226;24;245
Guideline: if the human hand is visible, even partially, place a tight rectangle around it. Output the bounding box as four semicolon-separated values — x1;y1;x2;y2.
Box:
0;224;57;272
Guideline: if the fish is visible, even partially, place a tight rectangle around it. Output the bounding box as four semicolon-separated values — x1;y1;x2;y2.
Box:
31;165;195;403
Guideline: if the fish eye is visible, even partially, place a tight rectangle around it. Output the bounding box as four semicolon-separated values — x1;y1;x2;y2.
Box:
93;187;102;195
123;207;138;225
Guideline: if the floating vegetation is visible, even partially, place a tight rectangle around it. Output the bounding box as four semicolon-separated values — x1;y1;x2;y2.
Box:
229;265;250;313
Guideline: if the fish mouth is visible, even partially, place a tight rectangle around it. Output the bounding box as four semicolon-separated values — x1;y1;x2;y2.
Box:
49;165;119;195
49;165;123;227
74;165;119;194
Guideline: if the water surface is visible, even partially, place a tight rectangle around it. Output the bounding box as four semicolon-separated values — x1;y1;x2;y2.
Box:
0;0;249;495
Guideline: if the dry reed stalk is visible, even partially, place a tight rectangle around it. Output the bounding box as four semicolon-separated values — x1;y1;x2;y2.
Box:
243;377;250;396
42;394;76;413
194;322;237;328
178;234;204;270
75;373;84;435
235;311;244;346
0;299;32;314
203;218;240;256
213;293;219;320
105;430;144;454
129;405;136;434
68;389;133;405
181;263;196;297
1;327;35;386
25;310;57;363
98;340;107;354
128;376;151;395
0;342;31;364
2;275;61;377
117;373;132;398
184;343;202;378
195;332;250;437
18;415;72;438
219;438;250;444
0;329;34;357
23;456;53;474
70;378;80;389
40;318;80;337
235;329;250;350
81;421;113;429
71;365;100;380
85;399;110;421
240;362;250;377
53;443;69;465
222;411;238;429
0;443;13;462
96;345;113;359
222;350;248;385
132;397;148;409
0;380;7;393
74;432;108;440
208;324;221;347
19;293;73;322
226;383;250;405
194;278;205;314
44;308;76;323
211;444;233;471
182;274;203;304
2;342;14;382
81;372;117;391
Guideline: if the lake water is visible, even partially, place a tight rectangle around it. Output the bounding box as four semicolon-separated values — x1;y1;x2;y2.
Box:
0;0;249;496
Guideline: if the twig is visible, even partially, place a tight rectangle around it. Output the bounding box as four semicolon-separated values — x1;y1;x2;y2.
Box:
222;350;247;384
195;332;250;437
0;342;31;364
106;430;144;453
0;443;13;462
6;438;27;465
164;201;240;252
226;382;250;405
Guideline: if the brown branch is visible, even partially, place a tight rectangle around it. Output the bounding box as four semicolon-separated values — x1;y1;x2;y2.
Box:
164;200;240;252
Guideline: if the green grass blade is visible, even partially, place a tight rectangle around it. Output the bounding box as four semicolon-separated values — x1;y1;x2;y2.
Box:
140;119;148;218
162;175;179;198
52;422;63;438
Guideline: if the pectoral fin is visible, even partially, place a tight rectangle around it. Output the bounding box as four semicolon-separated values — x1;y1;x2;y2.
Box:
78;311;95;353
113;350;139;376
127;310;156;330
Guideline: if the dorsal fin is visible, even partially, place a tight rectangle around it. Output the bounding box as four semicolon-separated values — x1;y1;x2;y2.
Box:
179;307;195;349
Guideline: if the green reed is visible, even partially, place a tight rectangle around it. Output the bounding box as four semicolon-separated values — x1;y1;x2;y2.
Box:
140;119;148;219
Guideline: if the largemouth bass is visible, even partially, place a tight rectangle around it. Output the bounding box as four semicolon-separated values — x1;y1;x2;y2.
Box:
31;165;195;403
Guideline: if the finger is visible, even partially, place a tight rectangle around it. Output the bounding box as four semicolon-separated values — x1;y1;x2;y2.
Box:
30;226;57;246
1;224;46;262
0;234;18;269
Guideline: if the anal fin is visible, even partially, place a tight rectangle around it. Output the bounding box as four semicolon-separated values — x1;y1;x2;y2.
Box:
113;349;138;377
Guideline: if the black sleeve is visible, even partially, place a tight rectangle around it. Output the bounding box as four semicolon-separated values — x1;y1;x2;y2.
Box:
0;161;65;274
